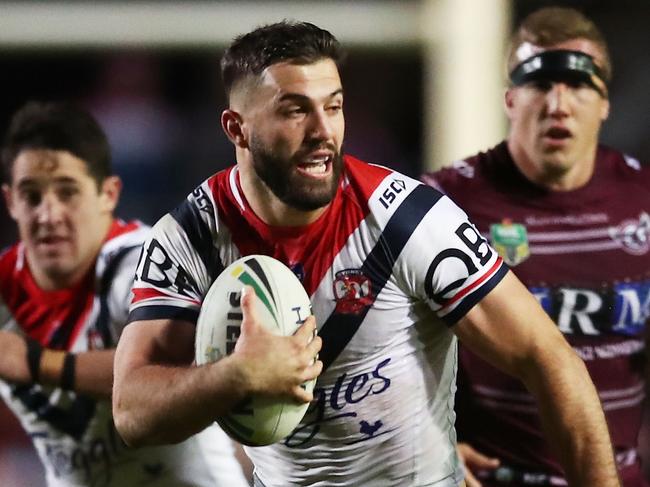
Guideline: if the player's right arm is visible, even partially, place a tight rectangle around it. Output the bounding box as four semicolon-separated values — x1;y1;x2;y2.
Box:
112;195;322;446
113;286;321;447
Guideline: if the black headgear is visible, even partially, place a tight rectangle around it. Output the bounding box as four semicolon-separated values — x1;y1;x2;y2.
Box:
509;50;607;97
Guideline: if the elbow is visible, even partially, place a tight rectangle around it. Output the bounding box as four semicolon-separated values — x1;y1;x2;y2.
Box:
113;408;163;448
111;387;188;448
112;394;143;448
113;412;166;448
111;383;155;448
114;420;142;449
113;411;188;448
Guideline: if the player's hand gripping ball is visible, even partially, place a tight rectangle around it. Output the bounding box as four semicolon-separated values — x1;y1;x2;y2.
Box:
195;255;315;446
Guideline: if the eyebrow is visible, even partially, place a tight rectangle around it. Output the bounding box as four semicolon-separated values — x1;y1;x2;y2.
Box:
16;176;81;190
277;89;344;103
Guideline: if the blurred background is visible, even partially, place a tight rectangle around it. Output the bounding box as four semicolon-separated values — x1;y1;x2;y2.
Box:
0;1;648;485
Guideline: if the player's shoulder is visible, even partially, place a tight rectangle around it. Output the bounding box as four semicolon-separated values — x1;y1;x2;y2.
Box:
96;220;150;280
424;143;507;190
343;154;395;196
342;154;454;247
203;165;237;205
102;219;150;254
167;166;237;233
0;244;30;312
598;145;649;180
0;243;20;282
343;154;443;210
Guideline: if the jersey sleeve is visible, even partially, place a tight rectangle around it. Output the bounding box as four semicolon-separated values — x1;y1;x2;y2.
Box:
105;246;146;338
128;184;222;325
371;175;507;326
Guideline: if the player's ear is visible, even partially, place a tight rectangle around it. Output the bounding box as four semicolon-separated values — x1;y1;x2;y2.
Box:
504;88;516;119
504;88;514;109
221;109;248;149
600;97;610;121
99;176;122;213
1;183;16;219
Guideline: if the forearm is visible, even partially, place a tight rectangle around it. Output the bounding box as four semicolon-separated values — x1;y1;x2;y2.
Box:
521;343;619;487
112;310;322;447
455;273;620;487
0;332;114;399
112;355;248;447
72;350;115;398
36;348;115;398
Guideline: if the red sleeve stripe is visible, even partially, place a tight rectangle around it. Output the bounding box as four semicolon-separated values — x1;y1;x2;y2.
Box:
132;287;200;305
438;257;505;312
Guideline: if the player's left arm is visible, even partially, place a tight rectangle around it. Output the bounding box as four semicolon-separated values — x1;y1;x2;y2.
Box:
0;330;115;398
454;270;621;487
0;246;142;399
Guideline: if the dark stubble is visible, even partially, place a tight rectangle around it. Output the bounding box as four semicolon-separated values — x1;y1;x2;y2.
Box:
249;136;343;212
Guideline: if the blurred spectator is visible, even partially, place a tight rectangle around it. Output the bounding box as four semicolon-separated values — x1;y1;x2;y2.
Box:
87;53;185;224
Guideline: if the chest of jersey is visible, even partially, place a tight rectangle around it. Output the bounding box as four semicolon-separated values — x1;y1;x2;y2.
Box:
455;187;650;338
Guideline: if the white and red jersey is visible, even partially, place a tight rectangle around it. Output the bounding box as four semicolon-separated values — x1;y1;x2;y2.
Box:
130;155;507;487
424;142;650;487
0;220;248;487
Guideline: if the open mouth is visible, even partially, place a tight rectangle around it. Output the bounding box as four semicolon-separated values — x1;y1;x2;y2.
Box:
36;236;69;246
544;126;572;141
296;154;333;178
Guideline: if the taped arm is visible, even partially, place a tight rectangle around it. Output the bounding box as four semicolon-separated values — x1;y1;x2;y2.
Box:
454;270;620;487
0;329;116;398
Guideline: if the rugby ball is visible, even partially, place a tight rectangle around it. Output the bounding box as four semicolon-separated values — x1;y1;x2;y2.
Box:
195;255;315;446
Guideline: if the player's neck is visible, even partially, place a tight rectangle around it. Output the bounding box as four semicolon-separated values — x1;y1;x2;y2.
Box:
27;253;95;292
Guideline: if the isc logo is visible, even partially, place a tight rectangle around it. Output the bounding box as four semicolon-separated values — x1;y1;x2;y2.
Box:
378;178;407;209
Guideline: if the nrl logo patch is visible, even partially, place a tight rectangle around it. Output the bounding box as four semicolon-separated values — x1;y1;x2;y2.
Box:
609;212;650;255
490;220;530;266
333;269;373;314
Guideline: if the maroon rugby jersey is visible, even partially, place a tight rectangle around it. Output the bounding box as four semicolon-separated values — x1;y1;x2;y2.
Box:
423;141;650;487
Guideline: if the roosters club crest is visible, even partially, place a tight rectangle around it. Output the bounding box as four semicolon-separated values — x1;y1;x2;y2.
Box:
333;269;373;314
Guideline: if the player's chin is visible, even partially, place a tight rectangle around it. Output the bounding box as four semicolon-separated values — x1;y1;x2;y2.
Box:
291;189;336;211
41;261;77;282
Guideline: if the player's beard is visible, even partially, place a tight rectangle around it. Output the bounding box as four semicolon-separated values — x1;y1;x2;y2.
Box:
249;137;343;212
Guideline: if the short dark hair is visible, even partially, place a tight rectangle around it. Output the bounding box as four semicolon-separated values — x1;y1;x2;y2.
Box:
507;7;612;83
220;20;344;101
1;101;112;187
